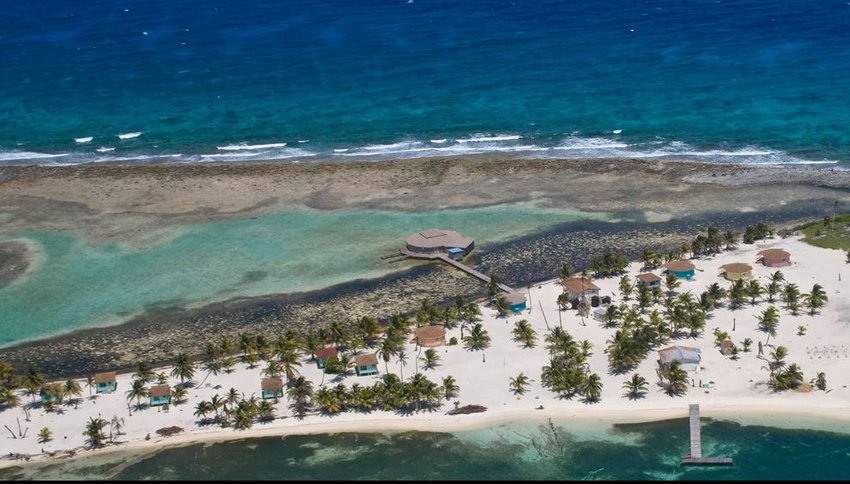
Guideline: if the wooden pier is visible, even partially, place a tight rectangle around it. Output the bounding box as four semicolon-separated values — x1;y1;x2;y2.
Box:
400;250;516;294
680;404;733;466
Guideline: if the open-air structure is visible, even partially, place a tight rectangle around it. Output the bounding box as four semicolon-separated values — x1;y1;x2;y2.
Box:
757;248;791;267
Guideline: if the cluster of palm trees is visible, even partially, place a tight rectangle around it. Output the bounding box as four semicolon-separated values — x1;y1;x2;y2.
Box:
540;327;602;403
193;388;276;430
658;360;689;396
313;373;454;415
124;361;189;412
588;252;630;277
765;346;804;391
0;363;88;412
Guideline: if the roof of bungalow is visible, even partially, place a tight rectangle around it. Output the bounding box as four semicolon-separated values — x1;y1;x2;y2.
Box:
94;371;117;384
658;345;701;365
354;353;379;366
504;292;527;305
757;248;790;259
149;384;171;397
414;325;447;340
405;229;474;252
261;376;284;392
664;260;695;272
636;273;662;282
315;347;338;359
720;262;753;273
563;277;600;294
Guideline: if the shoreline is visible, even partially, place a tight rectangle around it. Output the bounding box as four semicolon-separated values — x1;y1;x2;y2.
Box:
3;401;850;471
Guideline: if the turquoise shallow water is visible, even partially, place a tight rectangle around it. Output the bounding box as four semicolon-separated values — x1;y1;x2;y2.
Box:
5;416;850;480
0;203;609;346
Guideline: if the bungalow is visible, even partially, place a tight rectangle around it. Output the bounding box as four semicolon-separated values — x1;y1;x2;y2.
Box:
149;384;172;407
658;345;701;372
720;262;753;281
315;347;338;369
261;376;284;400
592;307;608;322
414;325;447;347
39;384;59;405
663;260;696;280
354;353;380;377
562;277;600;301
504;291;528;312
94;371;117;394
757;248;791;267
635;273;662;289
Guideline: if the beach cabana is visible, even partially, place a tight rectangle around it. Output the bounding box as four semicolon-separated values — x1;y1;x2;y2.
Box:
562;277;600;300
635;273;662;289
720;263;753;281
315;347;338;369
354;353;379;376
658;345;701;372
663;261;696;280
757;249;791;267
39;385;59;405
414;325;447;347
94;371;117;394
149;384;172;407
261;377;284;400
504;291;527;312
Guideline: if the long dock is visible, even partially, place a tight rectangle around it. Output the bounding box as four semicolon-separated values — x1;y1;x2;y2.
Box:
400;250;516;294
680;404;733;466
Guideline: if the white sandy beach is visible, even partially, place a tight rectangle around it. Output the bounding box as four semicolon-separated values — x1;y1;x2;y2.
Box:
2;234;850;468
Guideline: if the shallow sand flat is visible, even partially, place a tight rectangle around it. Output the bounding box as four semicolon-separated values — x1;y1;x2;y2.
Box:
1;236;849;468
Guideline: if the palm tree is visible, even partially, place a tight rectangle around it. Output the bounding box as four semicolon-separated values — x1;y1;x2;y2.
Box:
38;427;52;444
664;273;681;295
769;346;788;371
421;349;440;370
199;343;223;385
16;364;45;403
286;376;314;419
742;337;753;352
85;375;96;400
397;351;408;380
262;359;283;379
803;283;828;315
377;337;399;374
314;387;343;415
663;361;689;396
487;273;502;299
63;379;83;408
442;376;460;400
758;306;780;345
83;417;108;448
622;373;648;400
278;348;302;384
125;379;148;411
511;320;537;348
706;282;727;307
0;388;21;410
303;331;322;361
509;373;530;395
463;323;491;351
171;386;188;405
723;230;739;250
747;280;763;305
493;294;511;317
619;275;634;300
781;282;801;314
133;361;155;384
581;373;603;402
728;279;747;309
170;352;196;385
194;400;213;422
257;400;276;422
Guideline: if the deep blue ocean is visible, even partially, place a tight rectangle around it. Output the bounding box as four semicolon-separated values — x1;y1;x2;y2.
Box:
1;0;849;166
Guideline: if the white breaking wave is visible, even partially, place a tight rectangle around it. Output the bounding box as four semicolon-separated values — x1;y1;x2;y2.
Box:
75;137;93;144
430;139;447;144
456;134;522;143
217;142;288;151
117;132;142;140
96;147;115;153
0;151;67;161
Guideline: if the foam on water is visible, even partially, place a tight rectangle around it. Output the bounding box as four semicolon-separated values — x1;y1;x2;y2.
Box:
74;136;93;144
117;132;142;140
216;142;288;151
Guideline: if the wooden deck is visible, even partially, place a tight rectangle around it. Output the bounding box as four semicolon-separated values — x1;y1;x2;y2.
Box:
400;250;516;294
680;404;734;466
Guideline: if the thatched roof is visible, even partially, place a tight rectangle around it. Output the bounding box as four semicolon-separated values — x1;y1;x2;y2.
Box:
261;376;284;392
758;248;790;259
504;292;527;305
94;371;117;384
563;277;599;295
664;260;695;272
414;325;446;340
721;262;752;273
636;273;661;282
354;353;379;366
315;347;338;359
149;384;171;397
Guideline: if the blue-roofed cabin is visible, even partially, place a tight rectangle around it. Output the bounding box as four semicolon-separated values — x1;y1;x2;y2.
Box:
505;292;527;312
261;377;284;400
148;384;172;406
447;247;465;261
354;353;380;376
94;372;117;394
